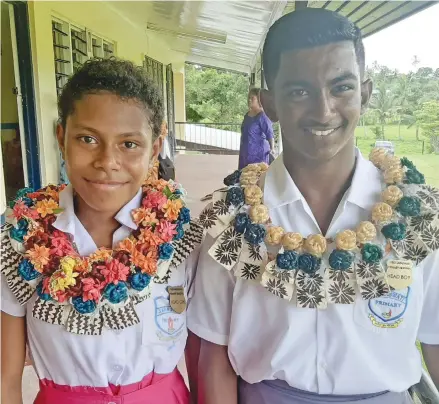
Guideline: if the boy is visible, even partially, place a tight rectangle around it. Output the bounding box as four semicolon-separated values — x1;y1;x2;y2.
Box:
188;9;439;404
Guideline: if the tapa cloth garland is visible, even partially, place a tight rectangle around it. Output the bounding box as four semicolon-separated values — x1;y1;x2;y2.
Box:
1;179;203;335
199;149;439;309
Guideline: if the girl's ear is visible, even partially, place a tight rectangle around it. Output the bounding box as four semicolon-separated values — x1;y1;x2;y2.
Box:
56;123;66;160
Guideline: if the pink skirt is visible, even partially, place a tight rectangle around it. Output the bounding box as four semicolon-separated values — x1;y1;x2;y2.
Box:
34;368;190;404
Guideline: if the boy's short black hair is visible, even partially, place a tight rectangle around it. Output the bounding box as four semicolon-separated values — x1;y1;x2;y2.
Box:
58;57;164;140
263;8;365;89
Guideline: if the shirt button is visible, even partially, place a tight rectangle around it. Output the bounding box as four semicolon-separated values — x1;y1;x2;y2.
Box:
112;365;123;372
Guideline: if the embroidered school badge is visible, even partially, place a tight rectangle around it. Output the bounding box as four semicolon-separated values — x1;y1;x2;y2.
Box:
367;288;410;328
154;296;185;341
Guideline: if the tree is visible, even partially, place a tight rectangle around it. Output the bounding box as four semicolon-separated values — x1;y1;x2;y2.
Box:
185;64;249;125
415;101;439;154
369;82;398;138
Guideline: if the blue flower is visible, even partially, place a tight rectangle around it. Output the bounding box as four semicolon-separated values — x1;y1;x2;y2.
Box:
396;196;421;217
178;207;191;224
298;253;321;275
159;243;174;260
72;296;96;314
22;197;34;207
104;282;128;304
18;259;40;281
381;222;406;241
129;271;151;291
224;170;241;186
174;189;183;196
329;250;353;271
225;187;244;207
234;213;250;234
361;243;383;264
244;223;266;245
174;222;185;240
15;187;34;199
36;281;52;301
10;219;29;242
400;157;416;170
404;169;425;185
276;251;299;270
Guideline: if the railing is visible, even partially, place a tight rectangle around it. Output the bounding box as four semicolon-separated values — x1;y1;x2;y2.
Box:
175;122;241;154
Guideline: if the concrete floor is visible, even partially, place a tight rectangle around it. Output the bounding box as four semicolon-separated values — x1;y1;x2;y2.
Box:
21;153;238;402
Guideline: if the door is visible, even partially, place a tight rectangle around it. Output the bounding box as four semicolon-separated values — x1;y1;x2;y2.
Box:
1;2;26;210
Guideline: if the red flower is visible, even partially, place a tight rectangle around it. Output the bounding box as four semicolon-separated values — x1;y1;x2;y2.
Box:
82;277;104;302
112;250;131;266
142;190;167;210
155;220;177;243
98;259;130;285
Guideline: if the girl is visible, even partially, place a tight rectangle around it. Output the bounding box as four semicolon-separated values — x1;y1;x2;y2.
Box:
238;87;275;170
1;58;202;404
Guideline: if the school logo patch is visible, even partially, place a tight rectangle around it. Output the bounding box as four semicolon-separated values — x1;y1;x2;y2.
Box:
154;296;185;342
367;288;410;328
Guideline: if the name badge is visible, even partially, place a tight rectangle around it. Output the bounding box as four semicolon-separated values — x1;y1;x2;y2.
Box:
386;260;413;290
168;286;186;314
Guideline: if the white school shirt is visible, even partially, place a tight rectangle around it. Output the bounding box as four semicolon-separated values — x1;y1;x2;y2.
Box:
187;151;439;395
1;185;199;388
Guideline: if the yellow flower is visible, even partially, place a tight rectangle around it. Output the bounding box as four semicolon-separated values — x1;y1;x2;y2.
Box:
282;232;303;251
304;234;327;257
369;148;388;168
265;226;285;246
372;202;393;223
249;204;270;224
35;199;59;218
335;230;357;251
382;185;403;207
244;185;263;206
384;166;404;185
50;257;80;293
356;221;377;244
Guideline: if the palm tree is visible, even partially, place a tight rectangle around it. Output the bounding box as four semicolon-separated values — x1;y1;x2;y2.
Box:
369;82;398;139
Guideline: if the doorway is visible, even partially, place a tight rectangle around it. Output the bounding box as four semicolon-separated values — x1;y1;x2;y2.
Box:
1;1;40;215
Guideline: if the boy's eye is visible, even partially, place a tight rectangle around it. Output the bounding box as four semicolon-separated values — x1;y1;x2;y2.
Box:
288;89;309;99
80;136;97;144
333;84;354;94
124;141;137;149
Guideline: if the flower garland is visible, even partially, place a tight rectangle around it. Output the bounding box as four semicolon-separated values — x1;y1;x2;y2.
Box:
222;149;427;271
200;148;439;308
8;178;190;315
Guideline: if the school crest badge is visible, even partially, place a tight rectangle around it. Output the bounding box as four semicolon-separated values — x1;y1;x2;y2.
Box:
367;288;410;328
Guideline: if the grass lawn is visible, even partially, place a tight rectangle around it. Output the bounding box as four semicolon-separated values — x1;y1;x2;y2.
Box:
354;125;439;187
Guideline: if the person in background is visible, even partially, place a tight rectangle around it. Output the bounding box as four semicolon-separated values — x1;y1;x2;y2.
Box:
238;87;275;169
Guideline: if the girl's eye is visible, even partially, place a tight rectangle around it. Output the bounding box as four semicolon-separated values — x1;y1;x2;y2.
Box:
124;141;137;149
288;89;309;99
80;136;97;144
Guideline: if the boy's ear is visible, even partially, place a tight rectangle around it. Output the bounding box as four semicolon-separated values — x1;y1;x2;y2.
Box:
260;89;278;123
151;135;163;160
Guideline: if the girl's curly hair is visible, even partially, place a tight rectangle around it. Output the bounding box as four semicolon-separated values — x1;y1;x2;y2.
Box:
58;57;164;140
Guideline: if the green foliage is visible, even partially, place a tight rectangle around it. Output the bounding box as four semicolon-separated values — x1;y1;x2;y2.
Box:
185;64;249;124
415;100;439;154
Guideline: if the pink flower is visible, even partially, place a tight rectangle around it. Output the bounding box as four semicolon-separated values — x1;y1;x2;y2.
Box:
82;277;103;303
99;259;130;285
155;220;177;243
142;191;167;210
11;201;39;220
50;231;75;256
55;290;68;303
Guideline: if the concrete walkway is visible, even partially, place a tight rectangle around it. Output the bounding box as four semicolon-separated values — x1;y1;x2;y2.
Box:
21;153;238;402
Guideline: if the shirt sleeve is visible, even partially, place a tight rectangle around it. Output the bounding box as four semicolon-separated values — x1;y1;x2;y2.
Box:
187;234;236;346
260;113;274;141
417;250;439;344
1;274;26;317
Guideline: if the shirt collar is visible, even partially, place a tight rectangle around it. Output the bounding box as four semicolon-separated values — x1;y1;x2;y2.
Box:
53;185;142;234
263;148;382;211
